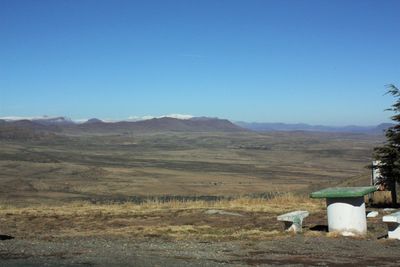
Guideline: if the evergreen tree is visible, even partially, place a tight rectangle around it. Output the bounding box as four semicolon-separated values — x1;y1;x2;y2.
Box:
374;84;400;206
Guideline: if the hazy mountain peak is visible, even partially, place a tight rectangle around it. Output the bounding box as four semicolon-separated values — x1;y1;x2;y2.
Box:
189;116;219;121
84;118;104;124
127;114;194;121
32;116;75;126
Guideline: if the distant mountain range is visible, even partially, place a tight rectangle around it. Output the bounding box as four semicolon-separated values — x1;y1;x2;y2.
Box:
235;121;393;134
77;117;243;133
0;116;393;140
0;116;244;139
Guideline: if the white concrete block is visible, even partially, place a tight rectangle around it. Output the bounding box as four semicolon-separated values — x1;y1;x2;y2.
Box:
383;212;400;239
326;197;367;236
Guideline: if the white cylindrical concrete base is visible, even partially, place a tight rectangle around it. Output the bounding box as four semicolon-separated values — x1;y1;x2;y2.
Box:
326;197;367;236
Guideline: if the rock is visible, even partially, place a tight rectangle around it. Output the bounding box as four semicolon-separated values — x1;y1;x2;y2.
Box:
384;208;397;213
367;211;379;218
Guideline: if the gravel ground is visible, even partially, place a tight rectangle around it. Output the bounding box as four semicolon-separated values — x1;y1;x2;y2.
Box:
1;235;400;266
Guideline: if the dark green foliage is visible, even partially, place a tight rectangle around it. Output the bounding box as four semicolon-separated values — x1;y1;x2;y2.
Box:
374;84;400;205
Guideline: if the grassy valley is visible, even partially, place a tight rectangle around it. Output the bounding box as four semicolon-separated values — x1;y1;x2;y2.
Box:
0;127;383;205
2;122;396;266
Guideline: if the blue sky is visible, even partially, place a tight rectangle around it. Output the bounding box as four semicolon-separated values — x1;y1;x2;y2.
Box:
1;0;399;125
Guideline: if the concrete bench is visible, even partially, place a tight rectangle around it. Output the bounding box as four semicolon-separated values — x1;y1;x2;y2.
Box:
277;210;309;233
383;211;400;239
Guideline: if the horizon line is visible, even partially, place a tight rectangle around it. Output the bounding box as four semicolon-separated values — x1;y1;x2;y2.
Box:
0;115;392;127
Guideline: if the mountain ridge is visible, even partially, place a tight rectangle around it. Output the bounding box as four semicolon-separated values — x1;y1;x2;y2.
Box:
0;116;393;135
235;121;393;134
0;116;245;137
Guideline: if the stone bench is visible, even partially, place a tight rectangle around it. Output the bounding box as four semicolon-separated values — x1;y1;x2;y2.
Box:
277;210;309;233
383;211;400;239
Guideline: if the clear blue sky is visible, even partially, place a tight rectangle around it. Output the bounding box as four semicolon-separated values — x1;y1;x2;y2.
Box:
1;0;399;125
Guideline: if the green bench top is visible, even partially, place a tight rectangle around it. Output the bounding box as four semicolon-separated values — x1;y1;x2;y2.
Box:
310;186;377;198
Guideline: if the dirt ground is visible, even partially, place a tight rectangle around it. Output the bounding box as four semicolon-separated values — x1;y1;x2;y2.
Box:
1;235;400;266
1;206;400;266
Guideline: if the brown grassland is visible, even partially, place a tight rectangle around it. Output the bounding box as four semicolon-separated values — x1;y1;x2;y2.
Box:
0;194;325;241
0;130;387;240
3;130;400;266
0;131;382;205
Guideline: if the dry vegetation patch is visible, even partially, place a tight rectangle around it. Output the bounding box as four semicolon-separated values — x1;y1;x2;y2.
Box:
0;131;380;204
0;194;324;241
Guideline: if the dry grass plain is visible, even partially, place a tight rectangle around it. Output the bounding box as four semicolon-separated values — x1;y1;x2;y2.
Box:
0;194;325;241
0;131;383;206
3;131;400;266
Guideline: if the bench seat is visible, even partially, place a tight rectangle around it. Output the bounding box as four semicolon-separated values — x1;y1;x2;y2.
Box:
383;211;400;239
277;210;309;233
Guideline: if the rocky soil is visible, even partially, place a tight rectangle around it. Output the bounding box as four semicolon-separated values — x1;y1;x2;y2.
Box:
1;234;400;266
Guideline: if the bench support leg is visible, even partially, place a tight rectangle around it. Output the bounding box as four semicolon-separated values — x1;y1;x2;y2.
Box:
283;218;303;233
